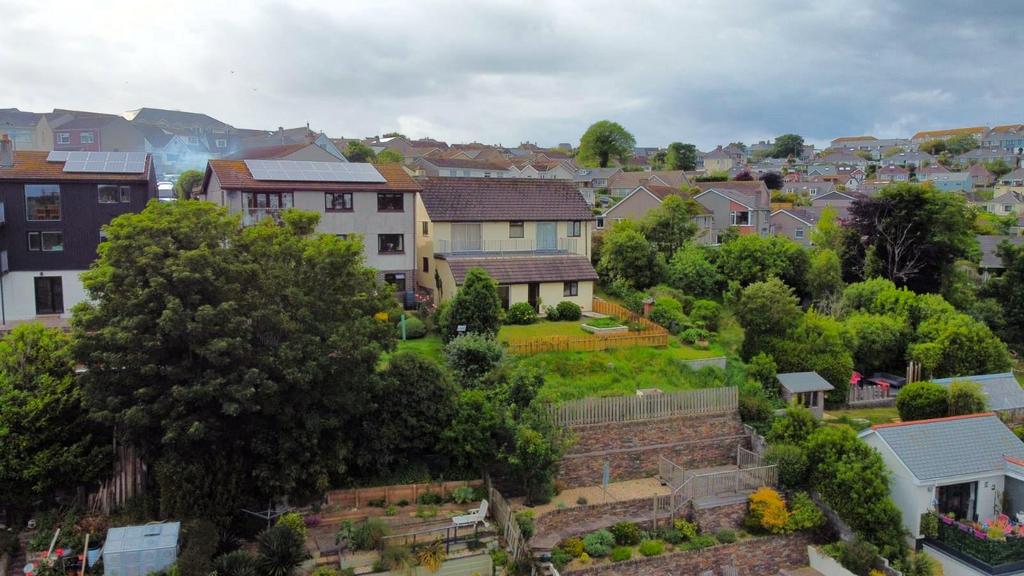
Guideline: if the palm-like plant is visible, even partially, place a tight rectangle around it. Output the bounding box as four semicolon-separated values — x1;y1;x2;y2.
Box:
417;539;447;573
214;550;259;576
256;524;310;576
381;545;416;575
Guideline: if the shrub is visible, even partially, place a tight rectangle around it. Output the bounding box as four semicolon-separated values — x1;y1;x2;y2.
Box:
768;403;818;445
543;305;561;321
275;512;307;539
576;496;588;506
550;548;572;569
179;520;219;576
401;315;427;339
905;551;943;576
384;506;397;516
417;491;443;505
715;529;736;544
681;535;716;550
583;530;616;557
610;522;643;546
450;486;476;504
578;552;591;564
561;537;585;558
506;302;538;325
490;549;508;567
747;352;778;392
764;444;809;490
638;539;665;557
649;297;690;334
673;518;698;540
748;487;790;534
515;510;536;540
610;547;632;562
416;505;438;519
920;512;939;539
896;381;949;422
680;327;711;344
444;334;504;386
948;380;987;416
396;499;409;507
556;301;582;321
824;538;879;576
380;545;415;572
256;524;309;576
659;528;684;544
786;492;824;531
350;518;390;550
738;390;773;427
689;300;722;331
439;268;502;342
214;550;258;576
367;498;386;508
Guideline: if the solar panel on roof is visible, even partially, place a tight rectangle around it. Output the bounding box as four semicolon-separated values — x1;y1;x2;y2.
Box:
46;151;70;162
59;151;148;174
244;159;385;183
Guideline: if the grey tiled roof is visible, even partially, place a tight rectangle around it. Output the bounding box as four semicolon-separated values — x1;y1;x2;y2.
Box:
868;414;1024;481
977;235;1024;269
777;371;834;393
932;373;1024;412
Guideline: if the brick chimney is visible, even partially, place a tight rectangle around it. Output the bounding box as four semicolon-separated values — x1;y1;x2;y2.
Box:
0;133;13;168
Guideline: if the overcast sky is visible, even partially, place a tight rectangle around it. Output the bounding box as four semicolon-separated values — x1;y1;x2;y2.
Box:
2;0;1020;149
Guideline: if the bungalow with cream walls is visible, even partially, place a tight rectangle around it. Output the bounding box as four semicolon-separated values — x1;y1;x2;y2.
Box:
416;177;598;312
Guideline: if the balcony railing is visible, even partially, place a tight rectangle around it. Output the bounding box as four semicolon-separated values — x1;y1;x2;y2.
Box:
924;512;1024;574
242;208;284;227
435;237;582;255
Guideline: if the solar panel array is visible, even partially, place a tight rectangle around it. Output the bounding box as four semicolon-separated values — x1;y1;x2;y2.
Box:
244;159;386;183
47;151;148;174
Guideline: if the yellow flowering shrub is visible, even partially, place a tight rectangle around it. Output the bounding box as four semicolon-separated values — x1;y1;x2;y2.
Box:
748;487;790;533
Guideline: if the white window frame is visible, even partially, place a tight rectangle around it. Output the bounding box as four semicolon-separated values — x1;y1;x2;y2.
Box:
80;132;95;144
56;132;71;144
795;228;804;239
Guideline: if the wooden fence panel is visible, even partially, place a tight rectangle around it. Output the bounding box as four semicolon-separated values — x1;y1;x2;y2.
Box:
326;479;482;508
486;480;530;564
847;384;897;406
547;387;738;427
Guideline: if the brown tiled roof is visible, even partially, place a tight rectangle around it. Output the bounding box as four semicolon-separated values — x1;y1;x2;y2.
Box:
0;151;151;182
912;126;987;140
205;159;420;192
443;254;598;284
693;180;768;195
419;177;593;221
831;135;877;143
419;156;512;170
609;170;691;190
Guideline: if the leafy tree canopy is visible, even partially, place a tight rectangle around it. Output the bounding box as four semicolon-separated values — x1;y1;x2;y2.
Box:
74;201;395;515
345;141;378;162
438;268;503;342
597;222;665;289
174;169;204;200
577;120;636;168
376;149;404;164
771;134;805;159
735;277;801;359
665;142;698;171
640;194;700;259
717;235;809;294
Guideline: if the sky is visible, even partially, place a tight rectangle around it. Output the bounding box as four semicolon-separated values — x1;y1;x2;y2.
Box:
2;0;1021;150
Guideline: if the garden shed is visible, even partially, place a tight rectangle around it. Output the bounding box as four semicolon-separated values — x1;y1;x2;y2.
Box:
777;371;834;418
102;522;180;576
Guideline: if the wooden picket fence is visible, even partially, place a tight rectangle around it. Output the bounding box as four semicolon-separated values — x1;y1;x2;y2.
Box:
503;297;669;355
486;479;531;565
847;384;897;407
325;479;482;509
547;386;738;427
88;439;146;515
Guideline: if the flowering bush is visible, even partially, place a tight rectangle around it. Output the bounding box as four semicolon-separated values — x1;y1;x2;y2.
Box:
748;487;790;534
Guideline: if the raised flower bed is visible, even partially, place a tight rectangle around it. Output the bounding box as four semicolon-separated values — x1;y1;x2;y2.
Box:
581;317;628;335
923;512;1024;568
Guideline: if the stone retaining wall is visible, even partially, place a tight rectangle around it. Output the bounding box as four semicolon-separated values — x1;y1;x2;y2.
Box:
532;497;674;549
694;501;747;534
559;413;748;488
563;532;813;575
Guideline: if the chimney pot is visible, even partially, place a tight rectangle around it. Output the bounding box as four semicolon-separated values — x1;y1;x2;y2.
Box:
0;133;14;168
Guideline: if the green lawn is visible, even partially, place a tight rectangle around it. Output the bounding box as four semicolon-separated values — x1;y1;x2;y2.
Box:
498;319;595;341
392;334;445;364
824;406;899;431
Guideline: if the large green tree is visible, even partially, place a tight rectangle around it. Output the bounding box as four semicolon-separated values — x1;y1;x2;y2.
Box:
843;183;975;293
771;134;805;159
640;194;700;259
74;202;395;519
597;222;665;289
769;310;854;405
717;234;810;295
345;141;378;162
577;120;636;167
667;244;722;299
0;324;110;520
985;241;1024;352
665;142;698;171
735;277;802;359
